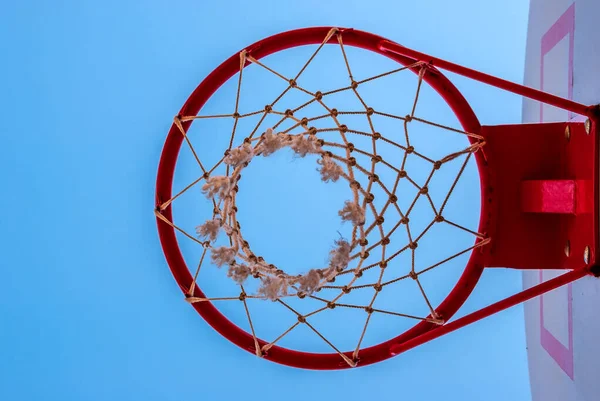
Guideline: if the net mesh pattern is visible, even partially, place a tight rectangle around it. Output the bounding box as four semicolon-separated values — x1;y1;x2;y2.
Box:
155;28;490;366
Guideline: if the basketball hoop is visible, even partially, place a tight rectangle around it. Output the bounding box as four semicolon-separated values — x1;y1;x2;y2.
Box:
155;27;599;369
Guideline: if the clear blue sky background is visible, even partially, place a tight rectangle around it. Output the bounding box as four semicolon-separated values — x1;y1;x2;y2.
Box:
1;1;532;400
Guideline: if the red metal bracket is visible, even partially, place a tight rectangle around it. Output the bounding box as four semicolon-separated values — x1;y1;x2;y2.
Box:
479;120;598;270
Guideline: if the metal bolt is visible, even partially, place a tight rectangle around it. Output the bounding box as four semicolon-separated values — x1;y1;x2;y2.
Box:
564;240;570;257
565;125;571;141
584;246;591;265
584;119;592;135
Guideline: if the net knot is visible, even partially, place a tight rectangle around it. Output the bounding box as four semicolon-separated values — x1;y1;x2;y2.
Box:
349;180;361;190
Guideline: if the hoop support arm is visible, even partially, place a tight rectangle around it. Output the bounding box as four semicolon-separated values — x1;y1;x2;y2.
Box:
389;265;592;356
378;40;596;119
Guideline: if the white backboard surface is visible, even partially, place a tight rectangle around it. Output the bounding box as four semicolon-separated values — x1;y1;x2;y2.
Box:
522;1;600;400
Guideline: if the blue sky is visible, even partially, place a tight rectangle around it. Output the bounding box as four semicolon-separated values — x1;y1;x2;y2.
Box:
1;1;531;400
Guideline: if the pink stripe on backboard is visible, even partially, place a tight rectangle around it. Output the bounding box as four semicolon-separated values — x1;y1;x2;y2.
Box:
539;272;574;379
538;2;575;380
540;3;575;122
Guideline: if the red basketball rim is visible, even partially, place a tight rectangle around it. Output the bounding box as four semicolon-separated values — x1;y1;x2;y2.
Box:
155;27;489;369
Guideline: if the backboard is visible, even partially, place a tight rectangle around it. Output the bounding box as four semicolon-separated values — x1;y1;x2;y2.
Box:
522;1;600;400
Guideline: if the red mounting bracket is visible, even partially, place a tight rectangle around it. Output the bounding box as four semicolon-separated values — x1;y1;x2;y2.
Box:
481;120;598;270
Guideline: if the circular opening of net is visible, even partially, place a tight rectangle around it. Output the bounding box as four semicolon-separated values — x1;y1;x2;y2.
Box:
157;28;490;368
